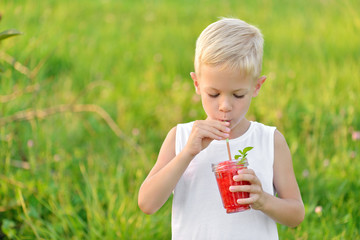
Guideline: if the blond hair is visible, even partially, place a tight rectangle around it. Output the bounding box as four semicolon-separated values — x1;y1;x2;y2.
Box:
194;18;264;80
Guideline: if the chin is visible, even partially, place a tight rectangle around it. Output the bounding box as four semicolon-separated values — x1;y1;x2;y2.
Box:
229;119;242;129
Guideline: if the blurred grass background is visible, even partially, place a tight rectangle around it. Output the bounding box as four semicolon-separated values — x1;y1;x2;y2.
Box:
0;0;359;239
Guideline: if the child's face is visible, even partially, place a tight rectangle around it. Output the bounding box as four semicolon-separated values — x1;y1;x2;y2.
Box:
191;64;265;138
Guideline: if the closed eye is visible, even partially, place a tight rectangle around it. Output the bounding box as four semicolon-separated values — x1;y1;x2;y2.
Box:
208;93;220;98
234;94;245;99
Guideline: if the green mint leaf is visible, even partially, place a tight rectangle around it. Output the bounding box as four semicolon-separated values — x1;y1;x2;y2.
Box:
243;147;254;154
235;146;254;165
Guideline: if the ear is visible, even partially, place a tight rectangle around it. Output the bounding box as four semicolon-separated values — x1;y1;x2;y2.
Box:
252;75;266;97
190;72;201;94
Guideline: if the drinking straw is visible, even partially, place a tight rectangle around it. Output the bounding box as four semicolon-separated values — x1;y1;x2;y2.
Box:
226;138;232;160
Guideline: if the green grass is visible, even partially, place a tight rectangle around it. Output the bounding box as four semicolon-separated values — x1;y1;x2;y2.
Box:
1;0;360;239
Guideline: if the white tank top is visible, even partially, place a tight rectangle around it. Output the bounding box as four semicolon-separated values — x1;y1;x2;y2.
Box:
172;121;278;240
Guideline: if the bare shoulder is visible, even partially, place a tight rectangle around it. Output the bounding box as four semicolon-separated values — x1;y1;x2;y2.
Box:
273;129;292;161
273;130;292;180
159;126;177;163
164;126;177;150
273;129;300;198
274;129;289;149
146;126;177;178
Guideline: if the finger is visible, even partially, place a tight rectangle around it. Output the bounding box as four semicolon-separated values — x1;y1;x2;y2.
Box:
196;122;230;139
198;121;230;137
207;119;231;133
237;196;257;205
229;185;253;193
233;173;257;184
237;168;255;175
235;169;262;185
191;127;223;141
194;120;229;133
204;126;230;139
200;130;227;141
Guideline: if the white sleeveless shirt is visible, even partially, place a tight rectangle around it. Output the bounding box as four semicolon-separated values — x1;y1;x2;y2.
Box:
172;121;278;240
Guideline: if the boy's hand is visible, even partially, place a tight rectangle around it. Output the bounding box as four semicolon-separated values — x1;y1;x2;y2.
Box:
184;119;230;157
230;169;268;210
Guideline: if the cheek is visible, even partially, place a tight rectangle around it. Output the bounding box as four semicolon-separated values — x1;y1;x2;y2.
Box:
234;98;252;113
201;97;217;113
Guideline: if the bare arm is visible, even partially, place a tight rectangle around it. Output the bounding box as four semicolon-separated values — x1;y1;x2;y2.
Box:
138;120;230;214
260;130;304;227
232;130;305;227
138;127;193;214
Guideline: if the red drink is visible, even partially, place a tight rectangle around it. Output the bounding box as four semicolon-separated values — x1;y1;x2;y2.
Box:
212;160;250;213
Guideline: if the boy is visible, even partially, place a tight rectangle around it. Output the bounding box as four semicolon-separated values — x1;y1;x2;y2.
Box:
138;18;304;239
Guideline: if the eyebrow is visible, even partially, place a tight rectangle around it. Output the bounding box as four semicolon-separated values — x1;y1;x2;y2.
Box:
204;87;249;92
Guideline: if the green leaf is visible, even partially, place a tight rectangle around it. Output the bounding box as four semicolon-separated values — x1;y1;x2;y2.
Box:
242;147;253;154
235;146;254;165
1;219;16;238
0;29;22;42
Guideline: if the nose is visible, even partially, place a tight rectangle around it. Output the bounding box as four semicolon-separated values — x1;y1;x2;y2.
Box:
219;96;232;112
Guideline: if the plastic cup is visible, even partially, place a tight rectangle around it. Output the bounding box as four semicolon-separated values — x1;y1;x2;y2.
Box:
212;159;250;213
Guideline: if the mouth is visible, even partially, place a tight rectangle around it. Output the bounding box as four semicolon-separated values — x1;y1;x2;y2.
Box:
221;119;231;124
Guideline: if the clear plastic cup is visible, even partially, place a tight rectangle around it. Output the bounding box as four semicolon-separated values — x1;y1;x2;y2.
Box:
212;159;250;213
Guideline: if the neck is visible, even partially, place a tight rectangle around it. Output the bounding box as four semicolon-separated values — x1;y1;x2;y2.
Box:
229;119;251;139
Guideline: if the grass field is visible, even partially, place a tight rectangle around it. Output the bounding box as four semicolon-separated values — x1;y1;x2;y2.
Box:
1;0;360;239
